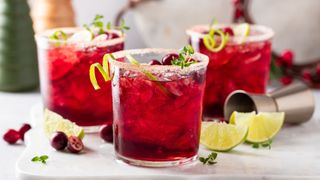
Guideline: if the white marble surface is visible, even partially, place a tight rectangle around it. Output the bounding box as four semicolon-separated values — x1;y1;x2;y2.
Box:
12;92;320;179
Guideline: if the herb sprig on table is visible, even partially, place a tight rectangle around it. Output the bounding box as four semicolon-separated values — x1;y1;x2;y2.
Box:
199;152;218;165
31;155;49;164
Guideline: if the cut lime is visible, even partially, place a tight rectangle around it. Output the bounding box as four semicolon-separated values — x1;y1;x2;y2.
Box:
44;109;85;139
230;111;285;143
200;122;248;152
68;30;92;43
234;23;250;37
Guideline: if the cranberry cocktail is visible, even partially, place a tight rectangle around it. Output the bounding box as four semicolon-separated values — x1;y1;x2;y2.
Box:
103;48;208;167
36;26;124;129
187;24;274;118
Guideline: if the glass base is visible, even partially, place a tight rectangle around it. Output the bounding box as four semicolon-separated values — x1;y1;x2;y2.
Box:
115;152;197;167
82;125;101;133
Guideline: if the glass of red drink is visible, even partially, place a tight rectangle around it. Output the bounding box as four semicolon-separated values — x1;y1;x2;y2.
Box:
35;28;125;131
108;48;208;167
186;24;274;118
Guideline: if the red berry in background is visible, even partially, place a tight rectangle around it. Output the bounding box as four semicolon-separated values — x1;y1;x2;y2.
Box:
3;129;20;144
302;69;312;82
148;59;162;65
223;27;234;36
161;53;179;65
316;64;320;77
50;131;68;150
67;136;84;153
280;50;294;67
99;124;113;143
280;76;293;86
19;123;31;141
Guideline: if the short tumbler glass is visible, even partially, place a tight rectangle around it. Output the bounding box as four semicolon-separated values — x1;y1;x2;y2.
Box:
109;49;208;167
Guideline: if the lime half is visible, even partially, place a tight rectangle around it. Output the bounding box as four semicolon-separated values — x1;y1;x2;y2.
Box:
200;122;248;152
230;112;285;143
44;109;85;139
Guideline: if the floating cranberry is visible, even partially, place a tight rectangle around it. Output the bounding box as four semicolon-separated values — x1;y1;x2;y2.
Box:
3;129;20;144
148;59;162;65
19;123;31;141
67;136;84;153
223;27;234;36
280;76;293;86
50;131;68;150
99;124;113;143
161;53;179;65
280;50;294;67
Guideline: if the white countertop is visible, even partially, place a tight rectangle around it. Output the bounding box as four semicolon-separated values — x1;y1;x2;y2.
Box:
1;90;320;179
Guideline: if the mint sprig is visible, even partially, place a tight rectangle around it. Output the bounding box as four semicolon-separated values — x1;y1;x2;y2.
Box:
171;45;196;69
84;15;130;35
199;152;218;165
31;155;49;164
252;139;272;149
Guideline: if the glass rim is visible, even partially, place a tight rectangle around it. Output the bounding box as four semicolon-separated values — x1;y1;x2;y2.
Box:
186;24;274;43
35;27;125;48
109;48;209;73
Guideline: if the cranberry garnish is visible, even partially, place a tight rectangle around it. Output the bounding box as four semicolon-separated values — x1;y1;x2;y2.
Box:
148;59;162;65
19;123;31;141
3;129;20;144
223;27;234;36
280;50;294;67
99;124;113;143
106;32;120;39
67;136;84;153
162;53;179;65
280;76;293;86
50;131;68;150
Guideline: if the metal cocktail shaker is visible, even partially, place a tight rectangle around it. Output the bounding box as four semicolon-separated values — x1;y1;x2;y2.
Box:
224;82;315;124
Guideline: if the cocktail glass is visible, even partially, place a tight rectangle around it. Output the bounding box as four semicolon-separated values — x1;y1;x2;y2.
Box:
35;28;125;131
187;24;274;118
109;49;208;167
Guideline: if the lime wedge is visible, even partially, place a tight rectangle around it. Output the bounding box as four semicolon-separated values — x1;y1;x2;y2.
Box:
68;30;93;43
230;111;285;143
233;23;250;37
44;109;85;139
200;122;248;152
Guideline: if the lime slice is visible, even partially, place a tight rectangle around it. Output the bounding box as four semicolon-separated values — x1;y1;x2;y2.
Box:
233;23;250;37
200;122;248;152
68;30;93;43
230;111;285;143
44;109;85;139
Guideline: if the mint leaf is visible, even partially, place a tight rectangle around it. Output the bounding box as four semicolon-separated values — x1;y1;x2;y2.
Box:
31;155;49;164
199;152;218;165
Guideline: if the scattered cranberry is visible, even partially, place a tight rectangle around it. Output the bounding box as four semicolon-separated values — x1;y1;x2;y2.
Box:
19;123;31;141
280;50;294;67
161;53;179;65
280;76;293;85
148;59;162;65
50;131;68;150
223;27;234;36
3;129;20;144
67;136;84;153
99;124;113;143
302;70;312;82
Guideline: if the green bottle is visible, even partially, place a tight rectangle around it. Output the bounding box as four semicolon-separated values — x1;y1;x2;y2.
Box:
0;0;38;91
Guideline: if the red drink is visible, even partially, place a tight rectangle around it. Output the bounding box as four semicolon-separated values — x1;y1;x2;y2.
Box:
109;49;208;167
187;25;274;118
36;28;124;128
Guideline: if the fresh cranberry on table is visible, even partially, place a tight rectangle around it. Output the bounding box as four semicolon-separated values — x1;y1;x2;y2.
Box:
148;59;162;65
162;53;179;65
3;129;20;144
19;123;31;141
99;124;113;143
67;136;84;153
50;131;68;151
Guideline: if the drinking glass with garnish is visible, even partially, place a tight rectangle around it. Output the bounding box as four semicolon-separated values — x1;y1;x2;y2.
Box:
90;46;209;167
35;15;128;131
186;22;274;119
